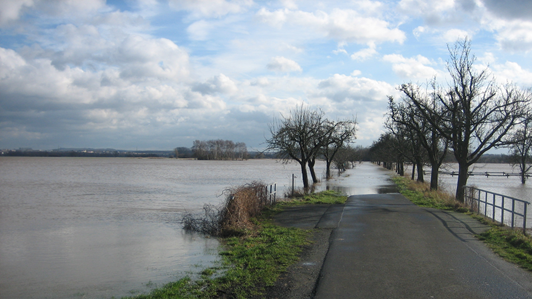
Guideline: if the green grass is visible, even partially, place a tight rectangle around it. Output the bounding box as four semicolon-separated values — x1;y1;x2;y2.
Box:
392;176;458;210
393;175;532;271
476;224;532;271
279;190;348;206
126;215;310;299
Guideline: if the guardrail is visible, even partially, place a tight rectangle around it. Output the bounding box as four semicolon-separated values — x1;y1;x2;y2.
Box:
423;170;531;178
464;186;530;234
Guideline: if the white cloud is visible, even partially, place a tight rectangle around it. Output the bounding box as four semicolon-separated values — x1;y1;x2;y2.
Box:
398;0;532;53
279;0;298;10
192;74;238;95
312;74;396;104
383;54;440;80
397;0;457;26
267;56;302;72
351;43;377;61
490;61;532;87
478;52;496;65
249;77;270;87
0;0;34;25
169;0;252;18
115;36;190;82
333;48;348;55
187;20;214;41
284;43;304;53
413;26;426;38
494;21;532;52
257;8;406;45
442;29;470;43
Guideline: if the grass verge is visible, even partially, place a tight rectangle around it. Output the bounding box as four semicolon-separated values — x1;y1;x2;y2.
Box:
278;189;348;206
126;190;343;299
392;175;531;271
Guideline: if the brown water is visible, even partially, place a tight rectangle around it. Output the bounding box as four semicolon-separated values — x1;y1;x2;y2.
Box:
0;157;309;299
406;162;532;228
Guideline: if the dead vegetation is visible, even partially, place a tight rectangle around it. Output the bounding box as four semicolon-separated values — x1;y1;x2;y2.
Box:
181;181;273;237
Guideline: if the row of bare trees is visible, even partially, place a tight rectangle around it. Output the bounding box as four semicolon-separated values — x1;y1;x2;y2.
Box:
192;139;248;160
372;38;532;202
265;105;357;189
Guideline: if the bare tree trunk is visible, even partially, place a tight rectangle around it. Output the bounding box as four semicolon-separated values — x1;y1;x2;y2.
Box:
299;161;309;189
326;160;332;178
308;158;318;184
416;162;424;182
430;166;439;190
455;163;469;203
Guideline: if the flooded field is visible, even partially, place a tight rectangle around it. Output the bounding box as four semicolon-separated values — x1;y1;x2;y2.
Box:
0;157;312;299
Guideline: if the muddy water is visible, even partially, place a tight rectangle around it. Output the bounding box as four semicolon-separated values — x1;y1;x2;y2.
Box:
0;157;312;299
413;163;532;228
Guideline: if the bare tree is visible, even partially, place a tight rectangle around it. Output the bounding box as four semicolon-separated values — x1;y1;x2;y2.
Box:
390;81;449;190
266;105;326;189
507;102;532;184
321;119;358;179
369;133;398;170
403;38;530;202
235;142;248;160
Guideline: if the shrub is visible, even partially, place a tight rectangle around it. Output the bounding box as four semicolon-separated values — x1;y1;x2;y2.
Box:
182;181;271;237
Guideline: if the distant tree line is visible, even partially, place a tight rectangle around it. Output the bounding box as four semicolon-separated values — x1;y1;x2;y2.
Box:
1;149;173;158
370;38;532;201
190;139;248;160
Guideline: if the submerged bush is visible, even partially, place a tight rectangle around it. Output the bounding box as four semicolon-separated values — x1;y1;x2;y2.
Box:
181;181;272;236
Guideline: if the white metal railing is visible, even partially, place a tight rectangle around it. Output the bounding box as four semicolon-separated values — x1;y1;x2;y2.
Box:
464;186;530;234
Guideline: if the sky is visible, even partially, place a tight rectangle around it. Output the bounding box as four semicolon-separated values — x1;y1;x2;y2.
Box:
0;0;531;151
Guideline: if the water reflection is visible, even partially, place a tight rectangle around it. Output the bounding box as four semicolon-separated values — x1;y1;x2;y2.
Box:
322;162;398;196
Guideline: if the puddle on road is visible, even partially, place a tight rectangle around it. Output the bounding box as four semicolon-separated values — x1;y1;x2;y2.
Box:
323;162;399;196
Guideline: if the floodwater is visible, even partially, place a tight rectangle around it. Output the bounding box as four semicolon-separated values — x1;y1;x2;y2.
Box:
0;157;313;299
408;162;532;228
324;162;398;195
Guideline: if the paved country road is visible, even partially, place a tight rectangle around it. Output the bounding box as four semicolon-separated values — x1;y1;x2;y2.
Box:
314;193;532;299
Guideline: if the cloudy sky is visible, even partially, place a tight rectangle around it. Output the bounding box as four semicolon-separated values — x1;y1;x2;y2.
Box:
0;0;531;151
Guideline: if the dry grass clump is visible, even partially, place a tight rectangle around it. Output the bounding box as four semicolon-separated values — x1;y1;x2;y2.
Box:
182;181;272;237
219;181;270;236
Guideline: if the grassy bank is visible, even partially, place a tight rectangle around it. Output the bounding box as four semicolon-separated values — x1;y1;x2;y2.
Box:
126;190;345;299
393;175;532;271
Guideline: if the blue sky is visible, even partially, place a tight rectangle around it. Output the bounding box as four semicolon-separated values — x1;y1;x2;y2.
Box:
0;0;531;151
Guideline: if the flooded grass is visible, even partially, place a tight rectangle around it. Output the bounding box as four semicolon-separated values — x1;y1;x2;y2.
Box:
126;220;309;299
126;190;343;298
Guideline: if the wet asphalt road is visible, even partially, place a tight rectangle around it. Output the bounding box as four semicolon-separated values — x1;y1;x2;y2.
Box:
313;193;532;299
